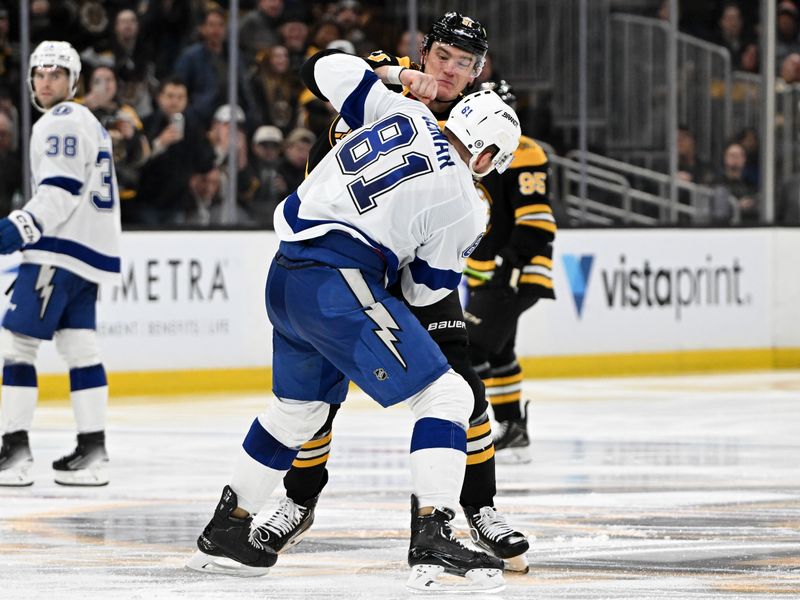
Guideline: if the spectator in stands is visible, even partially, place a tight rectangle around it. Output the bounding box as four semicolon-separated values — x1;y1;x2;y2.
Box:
250;125;288;227
779;52;800;83
0;7;20;101
395;28;424;60
736;127;760;187
82;64;151;214
279;12;311;72
277;127;315;193
713;141;759;224
108;9;153;118
739;41;759;73
29;0;80;46
248;45;303;133
307;18;344;54
173;4;252;128
138;76;215;225
209;104;261;224
139;0;198;79
0;111;21;215
183;167;224;226
677;126;714;185
710;2;752;71
777;1;800;73
239;0;285;68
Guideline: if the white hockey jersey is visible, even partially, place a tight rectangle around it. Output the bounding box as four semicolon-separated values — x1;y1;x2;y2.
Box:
274;53;486;307
23;101;121;284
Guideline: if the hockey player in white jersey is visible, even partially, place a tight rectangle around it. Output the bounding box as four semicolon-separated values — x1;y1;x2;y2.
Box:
0;41;121;487
187;49;521;592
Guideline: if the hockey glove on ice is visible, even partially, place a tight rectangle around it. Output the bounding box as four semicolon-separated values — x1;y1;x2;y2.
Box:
0;211;42;254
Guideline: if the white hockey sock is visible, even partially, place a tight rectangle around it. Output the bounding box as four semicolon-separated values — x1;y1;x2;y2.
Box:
1;363;38;433
410;447;466;510
69;365;108;433
230;447;287;514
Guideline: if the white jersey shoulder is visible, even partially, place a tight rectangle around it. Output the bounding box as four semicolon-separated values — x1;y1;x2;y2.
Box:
23;101;122;284
274;53;485;306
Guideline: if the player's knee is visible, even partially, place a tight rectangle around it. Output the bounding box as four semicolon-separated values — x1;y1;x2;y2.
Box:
406;369;472;429
262;396;331;448
0;329;41;364
438;341;485;418
54;329;102;368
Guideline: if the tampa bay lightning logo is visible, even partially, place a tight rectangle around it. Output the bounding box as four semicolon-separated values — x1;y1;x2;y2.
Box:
462;233;484;258
53;104;73;116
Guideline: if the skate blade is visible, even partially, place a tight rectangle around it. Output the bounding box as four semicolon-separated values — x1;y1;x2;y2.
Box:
494;446;532;465
54;465;109;486
0;460;34;486
185;550;270;577
503;552;530;573
406;565;505;594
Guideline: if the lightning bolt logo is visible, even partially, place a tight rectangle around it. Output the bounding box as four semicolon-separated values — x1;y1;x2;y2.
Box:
364;303;406;369
35;265;56;319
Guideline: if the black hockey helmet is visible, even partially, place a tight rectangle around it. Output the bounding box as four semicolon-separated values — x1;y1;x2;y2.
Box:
423;12;488;75
480;80;517;110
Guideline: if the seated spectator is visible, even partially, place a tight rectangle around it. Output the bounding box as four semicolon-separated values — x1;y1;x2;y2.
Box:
250;125;288;228
279;12;311;72
739;42;759;73
248;45;303;133
182;167;224;226
173;3;253;128
108;9;154;119
307;18;344;55
777;1;800;73
712;141;759;224
209;104;261;224
81;64;151;213
278;127;315;193
239;0;285;67
0;110;21;215
138;76;215;225
780;52;800;83
735;127;760;187
677;126;714;185
139;0;198;79
710;2;753;70
395;28;424;61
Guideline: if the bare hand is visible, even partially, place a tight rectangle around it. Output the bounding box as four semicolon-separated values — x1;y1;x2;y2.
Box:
157;124;181;148
401;70;438;105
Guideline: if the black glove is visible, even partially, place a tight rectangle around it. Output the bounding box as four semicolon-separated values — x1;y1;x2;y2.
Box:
489;247;523;291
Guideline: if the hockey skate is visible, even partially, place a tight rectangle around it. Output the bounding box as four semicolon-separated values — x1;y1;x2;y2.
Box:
493;401;531;464
250;494;318;553
0;431;34;487
407;495;505;594
464;505;530;573
52;431;109;486
186;485;278;577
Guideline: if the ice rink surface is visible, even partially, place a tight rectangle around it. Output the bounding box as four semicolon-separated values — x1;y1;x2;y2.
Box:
1;371;799;599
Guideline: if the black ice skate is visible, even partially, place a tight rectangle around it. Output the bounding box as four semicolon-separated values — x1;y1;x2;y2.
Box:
186;485;278;577
0;431;34;487
493;400;531;464
407;495;505;593
52;431;109;486
463;505;530;573
250;494;319;553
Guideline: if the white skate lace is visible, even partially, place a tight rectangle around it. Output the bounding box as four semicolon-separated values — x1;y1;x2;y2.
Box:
474;507;517;542
249;498;306;549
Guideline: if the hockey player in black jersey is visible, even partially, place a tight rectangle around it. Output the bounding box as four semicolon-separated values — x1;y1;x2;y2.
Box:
464;81;557;464
254;13;531;577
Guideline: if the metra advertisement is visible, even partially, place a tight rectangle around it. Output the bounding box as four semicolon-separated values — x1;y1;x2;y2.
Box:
515;229;773;356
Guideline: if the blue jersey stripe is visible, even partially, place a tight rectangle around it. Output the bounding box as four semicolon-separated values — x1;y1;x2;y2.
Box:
281;192;401;285
40;176;83;195
410;417;466;453
28;237;121;273
408;256;461;291
340;70;379;130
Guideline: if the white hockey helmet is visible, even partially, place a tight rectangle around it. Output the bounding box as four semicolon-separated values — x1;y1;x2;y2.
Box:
445;89;521;177
28;40;82;113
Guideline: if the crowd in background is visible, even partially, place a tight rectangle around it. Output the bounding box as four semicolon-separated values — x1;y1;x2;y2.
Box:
1;1;799;226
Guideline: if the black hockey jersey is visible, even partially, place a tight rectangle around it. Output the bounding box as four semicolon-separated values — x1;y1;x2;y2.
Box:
465;136;556;300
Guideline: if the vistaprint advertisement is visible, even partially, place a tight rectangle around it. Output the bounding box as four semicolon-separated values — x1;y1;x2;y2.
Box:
516;229;773;356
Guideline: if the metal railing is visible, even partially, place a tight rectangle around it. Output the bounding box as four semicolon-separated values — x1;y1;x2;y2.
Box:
548;150;737;226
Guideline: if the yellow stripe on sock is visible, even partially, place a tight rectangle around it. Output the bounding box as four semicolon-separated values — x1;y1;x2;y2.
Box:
466;446;495;465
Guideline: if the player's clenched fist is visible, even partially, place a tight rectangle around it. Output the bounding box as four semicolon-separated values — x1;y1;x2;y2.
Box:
401;70;438;105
